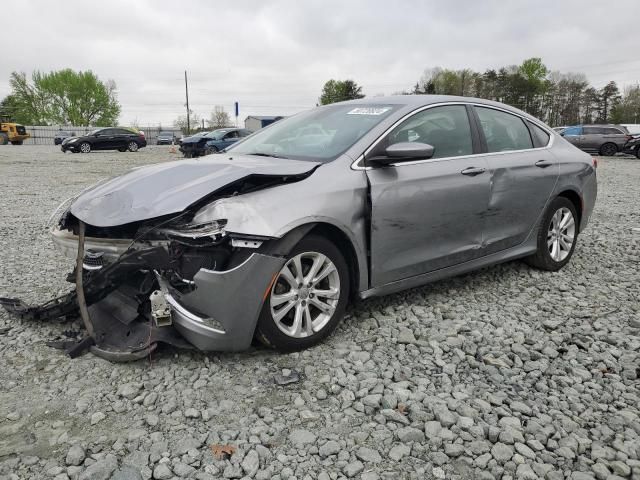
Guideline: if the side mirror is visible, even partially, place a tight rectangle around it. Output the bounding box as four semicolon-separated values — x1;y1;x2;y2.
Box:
369;142;435;166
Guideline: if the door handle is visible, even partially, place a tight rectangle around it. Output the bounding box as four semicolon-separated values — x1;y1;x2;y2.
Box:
535;160;553;168
460;166;486;176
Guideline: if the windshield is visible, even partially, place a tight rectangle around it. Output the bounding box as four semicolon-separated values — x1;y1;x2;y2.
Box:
159;131;172;136
206;129;230;139
228;104;399;161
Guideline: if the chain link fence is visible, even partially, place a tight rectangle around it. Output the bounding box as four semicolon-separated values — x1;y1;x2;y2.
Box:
22;126;182;145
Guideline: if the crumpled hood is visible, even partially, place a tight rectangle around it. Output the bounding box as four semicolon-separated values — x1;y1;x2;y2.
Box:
70;155;320;227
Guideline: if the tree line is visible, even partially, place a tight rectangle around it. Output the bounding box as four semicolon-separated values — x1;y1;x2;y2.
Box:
320;58;640;126
2;60;639;128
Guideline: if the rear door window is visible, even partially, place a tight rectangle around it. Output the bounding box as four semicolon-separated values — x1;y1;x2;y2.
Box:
476;107;533;152
583;127;603;135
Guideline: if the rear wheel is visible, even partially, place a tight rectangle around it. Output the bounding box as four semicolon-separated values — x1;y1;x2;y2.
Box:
10;140;23;145
127;141;139;152
0;133;8;145
255;235;350;351
525;197;578;271
599;142;617;156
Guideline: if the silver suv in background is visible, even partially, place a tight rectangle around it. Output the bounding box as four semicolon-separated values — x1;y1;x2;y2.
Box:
561;124;631;156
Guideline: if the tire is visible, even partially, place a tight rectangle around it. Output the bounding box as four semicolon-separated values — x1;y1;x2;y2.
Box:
127;141;139;152
0;133;8;145
636;146;640;159
118;147;127;152
183;152;192;158
255;234;350;351
204;146;218;155
525;196;578;271
79;142;91;153
10;140;23;145
599;142;617;156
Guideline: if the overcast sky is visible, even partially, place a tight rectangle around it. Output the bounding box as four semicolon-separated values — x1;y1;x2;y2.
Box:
3;0;640;126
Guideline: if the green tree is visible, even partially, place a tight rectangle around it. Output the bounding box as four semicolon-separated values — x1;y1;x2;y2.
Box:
597;81;621;123
610;85;640;124
7;69;120;126
319;80;364;105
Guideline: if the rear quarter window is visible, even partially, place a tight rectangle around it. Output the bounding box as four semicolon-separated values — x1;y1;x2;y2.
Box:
527;122;551;148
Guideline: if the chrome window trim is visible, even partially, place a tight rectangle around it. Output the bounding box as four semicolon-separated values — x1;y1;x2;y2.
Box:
350;101;555;170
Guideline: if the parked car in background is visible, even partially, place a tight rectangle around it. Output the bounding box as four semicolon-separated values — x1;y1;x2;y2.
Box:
156;131;176;145
621;124;640;135
553;126;567;134
61;128;147;153
179;128;251;158
54;130;75;145
6;95;597;355
178;131;209;147
561;124;631;156
623;133;640;158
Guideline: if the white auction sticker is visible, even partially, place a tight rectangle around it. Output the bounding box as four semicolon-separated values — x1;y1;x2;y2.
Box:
347;107;391;115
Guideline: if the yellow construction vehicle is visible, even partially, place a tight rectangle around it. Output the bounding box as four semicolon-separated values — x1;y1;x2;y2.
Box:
0;122;30;145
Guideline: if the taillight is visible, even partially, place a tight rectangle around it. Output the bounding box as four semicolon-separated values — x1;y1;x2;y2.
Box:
592;157;598;169
625;135;632;141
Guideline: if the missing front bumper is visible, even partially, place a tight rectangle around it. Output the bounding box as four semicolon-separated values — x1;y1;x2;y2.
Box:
1;230;285;359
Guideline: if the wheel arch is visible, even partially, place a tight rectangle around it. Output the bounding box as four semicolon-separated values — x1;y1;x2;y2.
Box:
556;189;582;228
256;221;363;300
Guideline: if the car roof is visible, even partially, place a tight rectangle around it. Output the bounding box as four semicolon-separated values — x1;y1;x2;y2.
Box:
335;94;544;124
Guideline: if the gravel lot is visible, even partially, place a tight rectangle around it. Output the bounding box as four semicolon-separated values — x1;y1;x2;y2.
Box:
0;145;639;480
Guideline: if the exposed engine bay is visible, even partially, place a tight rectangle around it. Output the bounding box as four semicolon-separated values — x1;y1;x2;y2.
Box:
0;163;318;361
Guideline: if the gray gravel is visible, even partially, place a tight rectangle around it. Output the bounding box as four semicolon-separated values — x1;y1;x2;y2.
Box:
1;145;639;480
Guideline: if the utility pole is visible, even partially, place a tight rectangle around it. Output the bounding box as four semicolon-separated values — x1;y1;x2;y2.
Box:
184;70;190;134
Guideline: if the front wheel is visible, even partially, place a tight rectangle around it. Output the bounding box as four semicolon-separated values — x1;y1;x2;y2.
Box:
79;142;91;153
525;197;578;271
118;147;127;152
635;146;640;159
599;143;617;156
204;146;218;155
255;235;350;351
127;141;139;152
10;140;23;145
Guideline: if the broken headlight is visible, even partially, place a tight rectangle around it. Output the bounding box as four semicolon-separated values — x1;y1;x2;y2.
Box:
158;220;227;240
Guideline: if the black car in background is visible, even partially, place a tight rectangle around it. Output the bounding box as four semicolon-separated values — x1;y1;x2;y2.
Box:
61;128;147;153
54;130;75;145
623;133;640;158
179;128;251;158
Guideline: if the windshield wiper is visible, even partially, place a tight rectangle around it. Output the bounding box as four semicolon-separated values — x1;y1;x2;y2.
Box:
248;152;289;159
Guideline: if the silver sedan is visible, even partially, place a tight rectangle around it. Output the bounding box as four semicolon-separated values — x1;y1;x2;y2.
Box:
2;95;597;359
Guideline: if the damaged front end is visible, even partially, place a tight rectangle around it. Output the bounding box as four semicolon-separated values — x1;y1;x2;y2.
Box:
1;211;286;361
0;159;327;360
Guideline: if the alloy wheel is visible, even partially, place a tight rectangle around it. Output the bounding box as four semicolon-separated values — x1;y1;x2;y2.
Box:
128;142;138;152
547;207;575;262
270;251;340;338
80;142;91;153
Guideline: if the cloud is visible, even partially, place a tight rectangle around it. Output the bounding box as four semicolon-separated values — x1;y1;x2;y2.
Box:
2;0;639;125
